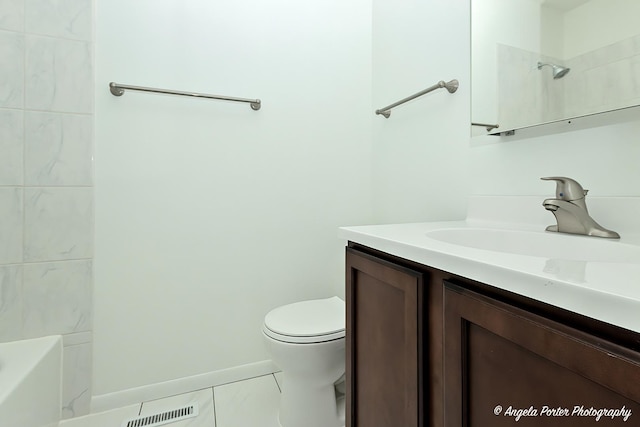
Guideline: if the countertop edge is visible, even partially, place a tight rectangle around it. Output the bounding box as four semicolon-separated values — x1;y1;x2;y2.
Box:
338;223;640;334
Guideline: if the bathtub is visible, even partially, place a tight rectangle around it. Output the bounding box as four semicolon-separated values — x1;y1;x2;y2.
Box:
0;336;62;427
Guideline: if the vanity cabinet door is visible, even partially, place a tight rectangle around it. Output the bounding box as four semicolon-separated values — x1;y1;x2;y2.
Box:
444;282;640;427
346;248;425;427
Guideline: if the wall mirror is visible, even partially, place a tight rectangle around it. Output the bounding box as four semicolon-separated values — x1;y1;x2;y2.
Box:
471;0;640;137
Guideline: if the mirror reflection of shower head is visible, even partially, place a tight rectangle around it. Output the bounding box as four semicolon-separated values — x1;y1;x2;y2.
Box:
537;61;570;79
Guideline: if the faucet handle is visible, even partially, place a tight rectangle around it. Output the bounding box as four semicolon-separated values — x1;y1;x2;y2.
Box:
541;176;587;201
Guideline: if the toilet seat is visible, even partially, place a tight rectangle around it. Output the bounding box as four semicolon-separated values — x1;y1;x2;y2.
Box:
263;296;345;344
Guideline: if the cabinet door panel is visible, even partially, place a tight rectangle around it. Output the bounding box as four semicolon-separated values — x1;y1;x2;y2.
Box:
346;248;424;427
444;282;640;427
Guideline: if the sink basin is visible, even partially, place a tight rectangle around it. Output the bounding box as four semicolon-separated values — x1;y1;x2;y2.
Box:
425;227;640;263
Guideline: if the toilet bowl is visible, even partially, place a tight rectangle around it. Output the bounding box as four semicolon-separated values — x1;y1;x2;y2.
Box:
263;296;345;427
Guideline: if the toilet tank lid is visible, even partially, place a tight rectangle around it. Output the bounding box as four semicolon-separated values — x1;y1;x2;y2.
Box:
264;296;345;337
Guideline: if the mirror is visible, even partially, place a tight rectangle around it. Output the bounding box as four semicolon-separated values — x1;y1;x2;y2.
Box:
471;0;640;137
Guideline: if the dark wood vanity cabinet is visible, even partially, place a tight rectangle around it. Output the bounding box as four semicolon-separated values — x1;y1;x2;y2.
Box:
346;243;640;427
444;283;640;427
345;247;425;427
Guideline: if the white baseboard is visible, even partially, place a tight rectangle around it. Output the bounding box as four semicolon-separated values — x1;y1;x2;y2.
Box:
90;359;278;413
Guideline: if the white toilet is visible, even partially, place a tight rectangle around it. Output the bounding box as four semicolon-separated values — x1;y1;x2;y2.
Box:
263;296;346;427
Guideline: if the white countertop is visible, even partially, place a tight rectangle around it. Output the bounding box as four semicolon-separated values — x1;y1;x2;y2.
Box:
339;196;640;334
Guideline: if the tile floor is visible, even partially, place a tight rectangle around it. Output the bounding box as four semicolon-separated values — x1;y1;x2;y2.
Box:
59;372;285;427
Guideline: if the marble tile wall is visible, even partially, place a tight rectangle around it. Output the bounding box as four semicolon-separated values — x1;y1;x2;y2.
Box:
565;33;640;118
0;0;93;419
497;44;565;130
498;34;640;130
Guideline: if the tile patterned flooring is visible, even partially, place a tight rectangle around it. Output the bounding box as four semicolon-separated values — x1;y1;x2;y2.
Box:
59;373;285;427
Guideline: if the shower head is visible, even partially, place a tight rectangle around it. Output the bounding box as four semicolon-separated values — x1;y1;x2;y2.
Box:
537;62;570;79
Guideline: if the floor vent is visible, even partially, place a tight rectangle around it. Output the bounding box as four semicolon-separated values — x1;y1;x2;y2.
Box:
121;403;199;427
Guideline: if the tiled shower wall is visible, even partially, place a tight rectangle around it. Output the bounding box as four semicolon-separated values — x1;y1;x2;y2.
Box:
565;33;640;118
497;34;640;130
497;44;566;130
0;0;93;419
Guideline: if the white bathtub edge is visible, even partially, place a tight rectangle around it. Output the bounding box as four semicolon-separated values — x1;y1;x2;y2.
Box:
0;335;62;427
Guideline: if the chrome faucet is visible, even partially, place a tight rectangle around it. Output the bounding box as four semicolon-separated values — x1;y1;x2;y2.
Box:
541;177;620;239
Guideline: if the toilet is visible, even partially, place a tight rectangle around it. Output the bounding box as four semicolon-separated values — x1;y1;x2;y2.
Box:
263;296;346;427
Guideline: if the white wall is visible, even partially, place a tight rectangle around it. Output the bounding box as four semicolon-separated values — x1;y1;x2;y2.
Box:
564;0;640;58
94;0;373;398
372;0;471;223
93;0;640;406
540;5;564;60
469;122;640;196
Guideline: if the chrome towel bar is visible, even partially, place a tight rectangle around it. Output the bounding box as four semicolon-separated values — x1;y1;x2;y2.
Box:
109;82;261;111
471;122;499;132
375;79;458;118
